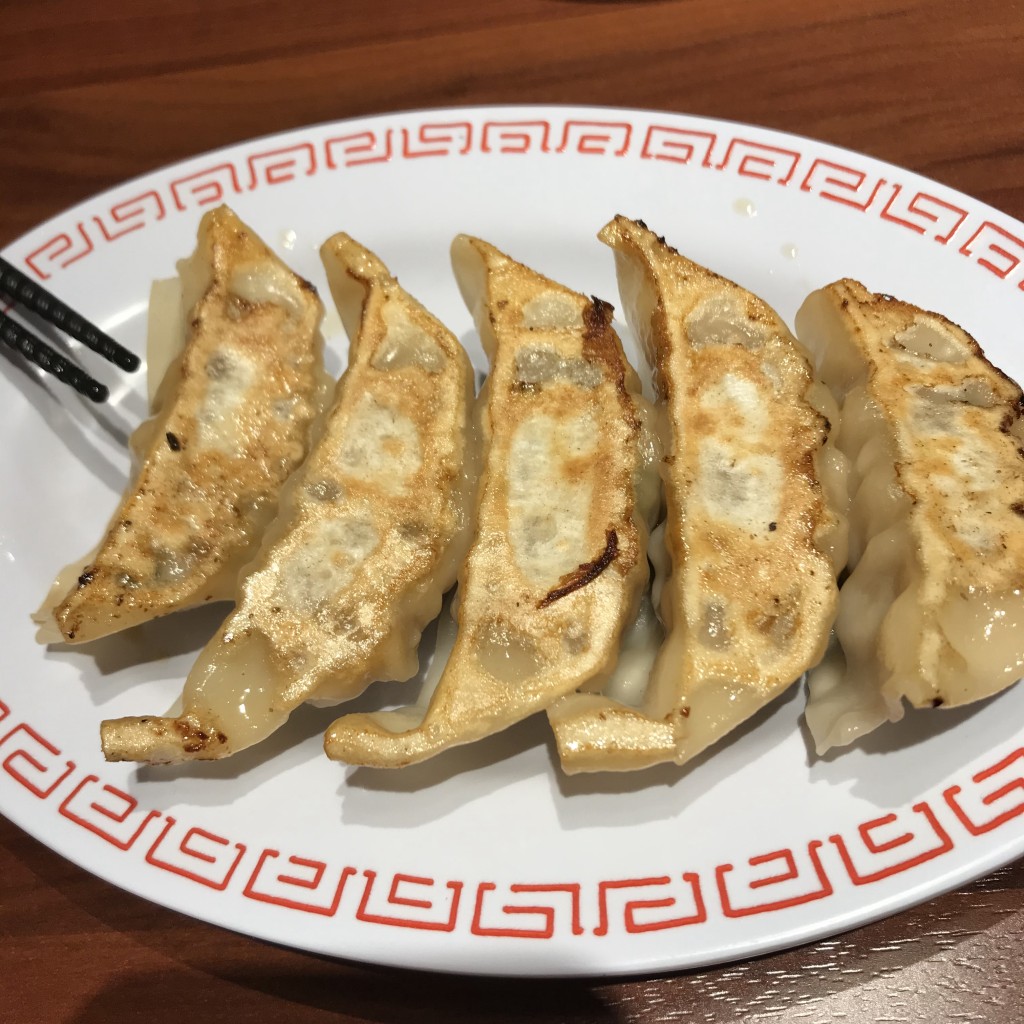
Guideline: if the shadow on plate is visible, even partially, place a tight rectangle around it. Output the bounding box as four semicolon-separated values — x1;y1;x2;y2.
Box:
129;702;338;798
803;683;1024;807
340;714;551;828
551;683;803;830
39;601;232;705
12;803;1017;1024
1;333;143;491
342;677;807;832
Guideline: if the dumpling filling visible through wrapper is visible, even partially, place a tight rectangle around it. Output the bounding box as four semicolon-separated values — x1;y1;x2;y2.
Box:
547;217;846;773
33;206;330;645
100;234;476;763
323;234;659;769
798;279;1024;753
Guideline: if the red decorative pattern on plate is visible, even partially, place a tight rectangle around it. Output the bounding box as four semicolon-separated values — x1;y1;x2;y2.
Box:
355;870;462;931
246;143;318;189
15;111;1024;300
6;110;1024;969
92;191;166;241
59;775;160;850
594;875;705;935
716;843;832;917
944;748;1024;835
0;692;1022;940
0;721;76;799
471;882;584;939
880;185;968;242
829;803;953;885
243;849;355;915
169;163;242;212
145;817;246;890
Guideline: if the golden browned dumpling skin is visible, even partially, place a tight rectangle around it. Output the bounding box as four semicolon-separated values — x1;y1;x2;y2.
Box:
547;217;845;772
100;235;476;764
323;235;658;768
799;280;1024;752
33;206;330;645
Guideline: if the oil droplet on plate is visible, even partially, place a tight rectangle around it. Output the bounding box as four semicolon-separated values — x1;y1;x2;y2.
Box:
733;198;757;218
781;243;799;260
280;229;298;251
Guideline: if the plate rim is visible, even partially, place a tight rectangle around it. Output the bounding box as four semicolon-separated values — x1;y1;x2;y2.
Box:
3;102;1024;978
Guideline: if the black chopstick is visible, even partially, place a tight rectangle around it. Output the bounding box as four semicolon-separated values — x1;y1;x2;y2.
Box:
0;311;109;402
0;255;139;403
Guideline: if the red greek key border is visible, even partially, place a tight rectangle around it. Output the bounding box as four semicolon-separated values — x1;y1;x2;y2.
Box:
15;113;1024;295
1;694;1022;942
6;109;1024;944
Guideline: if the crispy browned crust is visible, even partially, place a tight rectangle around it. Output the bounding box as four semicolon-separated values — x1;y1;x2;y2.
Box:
41;206;328;644
798;279;1024;722
807;278;1024;597
323;235;652;767
549;216;840;771
100;233;476;764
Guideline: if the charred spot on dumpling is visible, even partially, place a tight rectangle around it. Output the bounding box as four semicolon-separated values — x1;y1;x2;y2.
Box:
165;431;182;451
538;529;620;609
205;352;232;380
76;569;96;589
396;521;433;546
174;717;227;755
329;608;371;645
584;296;615;332
753;596;799;648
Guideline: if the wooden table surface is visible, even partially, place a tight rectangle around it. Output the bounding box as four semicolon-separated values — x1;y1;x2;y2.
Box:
4;1;1024;1020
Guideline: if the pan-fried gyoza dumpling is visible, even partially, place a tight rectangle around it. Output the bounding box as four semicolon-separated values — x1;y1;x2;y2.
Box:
797;280;1024;753
33;206;330;645
547;217;846;772
100;235;476;763
323;235;659;768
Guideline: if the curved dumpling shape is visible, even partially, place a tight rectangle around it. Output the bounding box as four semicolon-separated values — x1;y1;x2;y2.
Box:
33;206;330;644
323;235;658;768
797;279;1024;753
547;216;845;773
100;234;476;763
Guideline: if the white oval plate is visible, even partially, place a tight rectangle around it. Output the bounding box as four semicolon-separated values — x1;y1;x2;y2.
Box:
3;106;1024;979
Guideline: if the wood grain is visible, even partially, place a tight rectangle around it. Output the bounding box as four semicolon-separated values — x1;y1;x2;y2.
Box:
3;820;1024;1023
3;0;1023;245
3;0;1024;1019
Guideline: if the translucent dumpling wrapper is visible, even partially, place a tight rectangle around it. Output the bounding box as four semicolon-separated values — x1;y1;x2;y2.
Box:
323;234;660;768
33;205;331;644
100;234;476;763
547;216;846;773
797;279;1024;753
